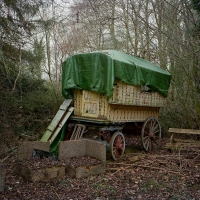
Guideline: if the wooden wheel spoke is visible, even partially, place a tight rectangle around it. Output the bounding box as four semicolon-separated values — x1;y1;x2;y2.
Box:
145;138;151;151
150;119;156;132
144;137;150;147
143;135;149;140
144;129;150;136
152;124;159;133
152;129;160;135
118;137;123;143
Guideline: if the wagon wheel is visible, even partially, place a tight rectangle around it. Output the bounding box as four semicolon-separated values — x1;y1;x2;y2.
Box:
110;131;125;160
141;117;161;151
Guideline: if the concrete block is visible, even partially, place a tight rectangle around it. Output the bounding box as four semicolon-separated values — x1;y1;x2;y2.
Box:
86;139;106;162
60;139;107;178
58;140;86;160
17;141;50;161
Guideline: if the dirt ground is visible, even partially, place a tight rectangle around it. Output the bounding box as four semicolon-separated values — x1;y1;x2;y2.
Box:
1;136;200;200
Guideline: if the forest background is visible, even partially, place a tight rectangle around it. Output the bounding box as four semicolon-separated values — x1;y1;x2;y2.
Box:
1;0;200;154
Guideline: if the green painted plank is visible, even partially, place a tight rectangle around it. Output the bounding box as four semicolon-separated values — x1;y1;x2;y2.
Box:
49;107;74;144
47;99;72;132
40;129;53;142
40;99;72;142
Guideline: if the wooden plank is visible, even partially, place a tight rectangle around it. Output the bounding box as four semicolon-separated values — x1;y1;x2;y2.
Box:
165;142;200;150
173;138;200;143
40;99;72;142
69;116;110;124
48;99;72;131
48;107;74;144
168;128;200;135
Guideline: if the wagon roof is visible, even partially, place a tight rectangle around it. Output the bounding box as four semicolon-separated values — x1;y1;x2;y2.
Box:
62;50;171;98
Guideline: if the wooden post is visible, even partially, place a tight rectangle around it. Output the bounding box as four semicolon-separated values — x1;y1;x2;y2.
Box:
170;133;174;144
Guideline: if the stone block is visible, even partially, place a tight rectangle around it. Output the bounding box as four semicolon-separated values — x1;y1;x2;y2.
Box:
66;163;106;179
15;163;65;182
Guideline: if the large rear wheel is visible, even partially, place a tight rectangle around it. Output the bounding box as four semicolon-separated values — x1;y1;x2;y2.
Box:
141;117;161;151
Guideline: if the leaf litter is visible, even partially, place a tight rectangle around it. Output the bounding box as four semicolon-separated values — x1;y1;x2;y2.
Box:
1;137;200;199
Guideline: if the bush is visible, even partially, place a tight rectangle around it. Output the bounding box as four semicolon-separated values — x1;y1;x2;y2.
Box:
0;73;63;142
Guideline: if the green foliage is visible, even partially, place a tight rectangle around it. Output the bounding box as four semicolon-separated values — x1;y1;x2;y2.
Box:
159;102;186;135
190;0;200;13
1;0;42;41
189;0;200;37
0;0;60;143
159;91;200;135
0;0;46;90
14;88;61;138
0;69;63;141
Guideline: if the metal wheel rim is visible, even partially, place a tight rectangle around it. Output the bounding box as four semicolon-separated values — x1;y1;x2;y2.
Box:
141;117;161;151
110;131;125;160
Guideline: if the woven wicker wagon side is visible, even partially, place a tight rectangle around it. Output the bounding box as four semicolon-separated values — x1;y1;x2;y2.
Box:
74;80;165;122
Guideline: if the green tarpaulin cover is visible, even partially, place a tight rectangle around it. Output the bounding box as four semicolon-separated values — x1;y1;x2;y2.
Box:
62;50;171;98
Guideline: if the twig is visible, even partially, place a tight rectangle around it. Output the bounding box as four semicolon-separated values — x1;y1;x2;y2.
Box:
18;133;32;137
110;165;132;176
46;181;61;200
12;46;22;92
107;162;183;175
1;147;17;162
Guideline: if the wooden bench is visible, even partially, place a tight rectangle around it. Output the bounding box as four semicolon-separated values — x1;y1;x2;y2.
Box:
165;128;200;151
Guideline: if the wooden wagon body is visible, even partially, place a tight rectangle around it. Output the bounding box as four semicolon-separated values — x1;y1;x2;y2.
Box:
73;80;165;122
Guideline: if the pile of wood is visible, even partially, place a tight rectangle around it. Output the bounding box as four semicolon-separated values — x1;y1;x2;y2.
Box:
107;152;200;174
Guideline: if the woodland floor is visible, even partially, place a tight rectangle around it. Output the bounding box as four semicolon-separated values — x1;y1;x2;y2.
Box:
1;135;200;200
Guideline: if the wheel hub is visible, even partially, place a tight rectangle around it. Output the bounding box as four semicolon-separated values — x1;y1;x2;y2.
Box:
115;141;123;149
149;133;155;139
